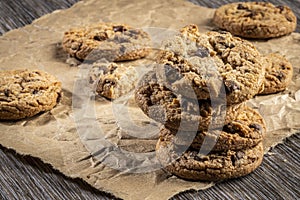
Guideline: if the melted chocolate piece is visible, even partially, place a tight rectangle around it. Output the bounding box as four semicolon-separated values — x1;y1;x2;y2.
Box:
237;3;247;10
276;5;285;13
224;80;240;94
113;25;127;32
249;123;263;134
32;89;39;95
285;15;294;22
163;64;181;83
120;45;126;54
276;71;285;81
4;89;10;97
223;123;236;133
231;151;245;166
194;46;209;58
93;35;106;41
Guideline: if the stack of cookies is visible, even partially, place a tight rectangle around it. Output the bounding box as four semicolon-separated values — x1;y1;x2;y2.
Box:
135;24;268;181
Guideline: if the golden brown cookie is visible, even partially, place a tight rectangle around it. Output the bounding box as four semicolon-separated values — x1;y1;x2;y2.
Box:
156;137;264;181
135;70;266;132
213;2;297;39
157;25;265;105
260;53;293;95
62;23;151;61
88;61;138;100
159;103;265;152
0;69;62;120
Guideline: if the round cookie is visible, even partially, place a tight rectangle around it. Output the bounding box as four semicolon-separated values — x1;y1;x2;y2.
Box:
135;70;266;132
0;69;62;120
62;23;151;61
157;25;265;104
259;53;293;95
213;2;297;39
156;137;264;181
89;61;138;99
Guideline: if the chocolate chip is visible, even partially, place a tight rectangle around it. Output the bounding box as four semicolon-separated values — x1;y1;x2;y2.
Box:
113;25;127;32
216;36;226;41
231;155;237;166
285;15;293;22
93;35;106;41
237;3;247;10
280;64;286;70
244;69;251;73
231;151;245;166
276;5;285;13
108;65;118;74
276;71;285;81
249;123;263;134
4;89;10;97
32;89;39;95
224;80;240;94
163;64;181;83
245;11;256;18
128;29;139;36
223;123;236;133
194;46;209;58
120;45;126;54
225;43;235;49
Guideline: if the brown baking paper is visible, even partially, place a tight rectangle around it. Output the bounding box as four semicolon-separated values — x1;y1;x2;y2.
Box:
0;0;299;199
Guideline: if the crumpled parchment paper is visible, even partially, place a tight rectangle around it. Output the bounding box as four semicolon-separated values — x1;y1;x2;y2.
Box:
0;0;299;199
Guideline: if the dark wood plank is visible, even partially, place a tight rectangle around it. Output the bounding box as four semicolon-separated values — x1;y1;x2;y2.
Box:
0;0;299;199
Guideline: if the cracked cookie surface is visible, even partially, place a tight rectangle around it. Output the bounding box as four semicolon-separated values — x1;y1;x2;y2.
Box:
157;25;265;104
0;69;62;120
260;53;293;95
89;61;138;99
156;137;264;181
62;23;151;61
213;2;297;38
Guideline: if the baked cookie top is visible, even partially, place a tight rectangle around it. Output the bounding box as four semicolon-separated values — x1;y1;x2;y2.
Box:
213;2;297;39
0;69;62;120
89;61;138;99
62;23;151;61
157;25;265;104
156;137;263;181
260;53;293;95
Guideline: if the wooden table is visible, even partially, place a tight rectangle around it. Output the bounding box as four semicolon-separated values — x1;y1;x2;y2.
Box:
0;0;299;199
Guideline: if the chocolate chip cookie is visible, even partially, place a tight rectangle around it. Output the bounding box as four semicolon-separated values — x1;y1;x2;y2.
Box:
260;53;293;95
213;2;297;39
89;61;138;99
62;23;151;61
0;69;62;120
159;103;265;152
135;70;266;132
157;25;265;104
156;137;264;181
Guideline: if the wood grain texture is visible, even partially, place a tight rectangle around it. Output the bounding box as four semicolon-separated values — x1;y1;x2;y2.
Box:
0;0;299;199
